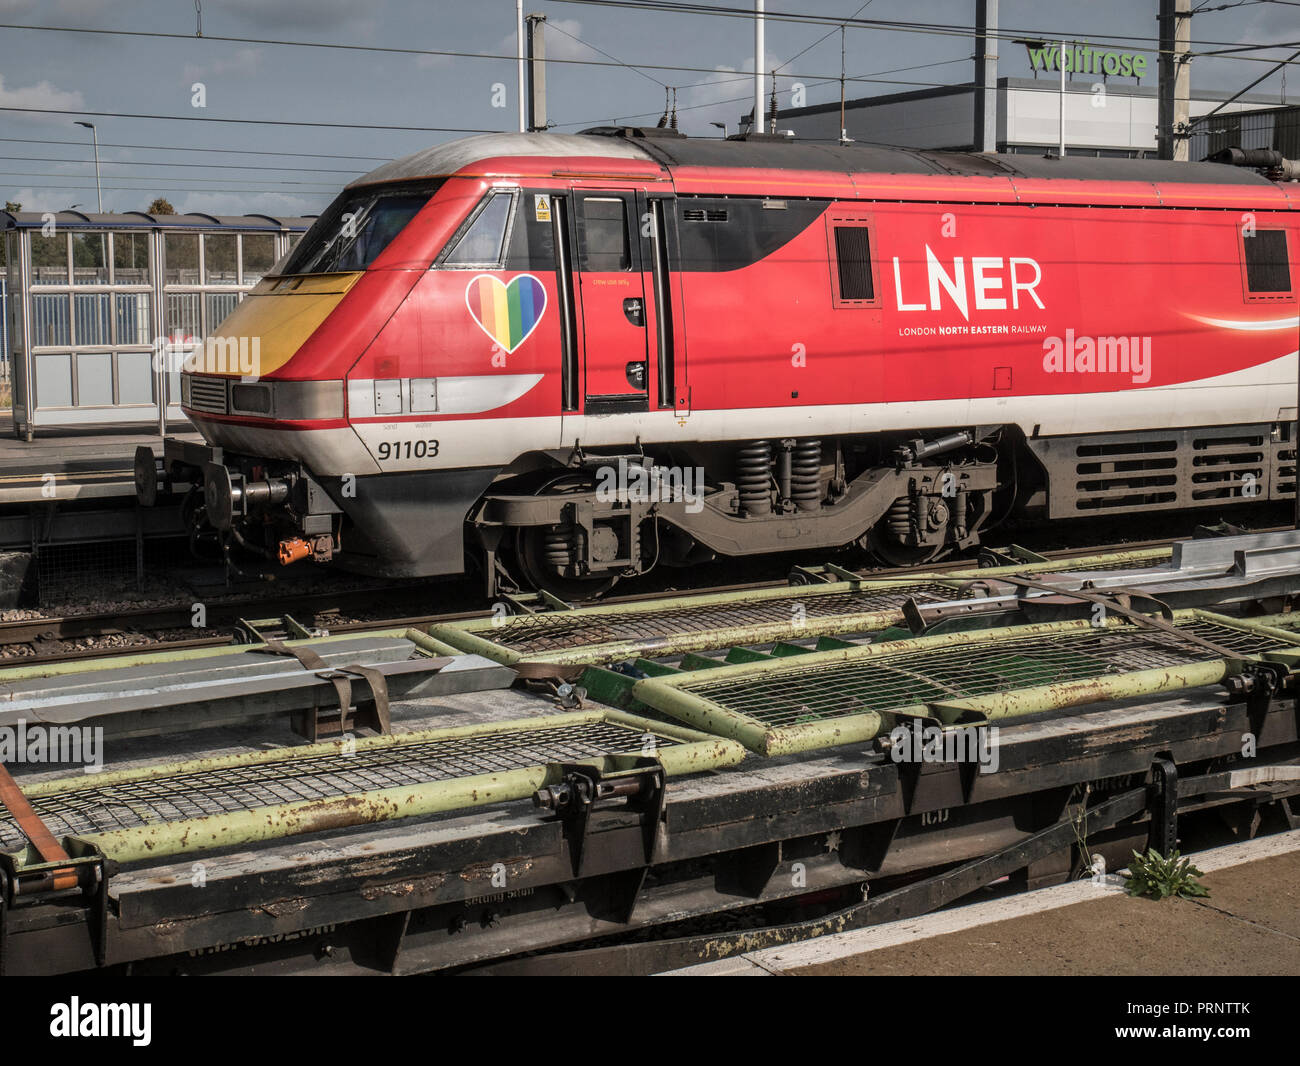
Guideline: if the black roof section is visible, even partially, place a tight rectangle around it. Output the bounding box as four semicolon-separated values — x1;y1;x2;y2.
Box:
578;127;1274;186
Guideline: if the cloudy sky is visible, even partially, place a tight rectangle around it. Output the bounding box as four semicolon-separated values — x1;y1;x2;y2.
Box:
0;0;1295;216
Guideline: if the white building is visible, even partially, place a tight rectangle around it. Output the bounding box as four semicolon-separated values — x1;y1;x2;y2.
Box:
763;77;1298;160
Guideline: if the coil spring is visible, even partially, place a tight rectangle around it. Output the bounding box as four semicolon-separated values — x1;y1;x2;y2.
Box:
790;439;821;512
736;440;773;516
885;495;912;540
542;525;573;568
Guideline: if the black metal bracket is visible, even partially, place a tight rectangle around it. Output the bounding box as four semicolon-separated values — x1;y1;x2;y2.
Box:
533;758;666;922
1223;659;1291;742
1148;757;1179;855
0;865;9;978
550;784;1154;971
0;840;110;973
71;841;111;969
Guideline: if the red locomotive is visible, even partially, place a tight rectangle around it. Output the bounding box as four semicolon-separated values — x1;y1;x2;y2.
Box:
143;128;1300;597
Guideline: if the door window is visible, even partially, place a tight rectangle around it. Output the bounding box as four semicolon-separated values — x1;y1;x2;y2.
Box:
578;197;630;271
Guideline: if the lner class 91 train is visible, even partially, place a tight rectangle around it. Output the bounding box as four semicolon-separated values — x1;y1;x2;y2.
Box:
148;128;1300;597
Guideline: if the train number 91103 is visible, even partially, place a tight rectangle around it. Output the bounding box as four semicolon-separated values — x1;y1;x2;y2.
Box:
376;439;441;461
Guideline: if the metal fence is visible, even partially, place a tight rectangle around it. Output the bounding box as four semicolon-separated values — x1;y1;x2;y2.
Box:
0;276;9;385
1190;103;1300;161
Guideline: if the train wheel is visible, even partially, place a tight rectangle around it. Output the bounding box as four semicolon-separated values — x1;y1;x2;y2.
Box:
863;524;947;568
862;494;954;568
511;475;620;601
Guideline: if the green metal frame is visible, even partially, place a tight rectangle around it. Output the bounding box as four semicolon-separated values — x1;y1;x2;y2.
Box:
628;609;1300;757
3;710;745;868
0;627;422;684
424;548;1174;667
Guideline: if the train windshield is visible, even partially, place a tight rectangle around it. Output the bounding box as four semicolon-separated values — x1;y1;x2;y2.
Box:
278;182;441;275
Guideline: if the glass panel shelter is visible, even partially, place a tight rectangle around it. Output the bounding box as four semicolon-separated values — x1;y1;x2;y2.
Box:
1;211;312;440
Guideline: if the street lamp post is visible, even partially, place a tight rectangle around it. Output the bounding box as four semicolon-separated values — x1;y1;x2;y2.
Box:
1059;39;1067;157
74;121;102;213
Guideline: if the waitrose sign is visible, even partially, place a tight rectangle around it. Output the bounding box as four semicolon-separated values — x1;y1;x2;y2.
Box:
1025;41;1149;79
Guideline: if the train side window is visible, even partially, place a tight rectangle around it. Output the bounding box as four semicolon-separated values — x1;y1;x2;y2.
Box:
504;193;557;270
827;217;878;307
442;192;516;269
1242;229;1292;296
578;197;630;272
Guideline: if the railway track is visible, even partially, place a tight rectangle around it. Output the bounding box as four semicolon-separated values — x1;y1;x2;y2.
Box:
0;530;1272;665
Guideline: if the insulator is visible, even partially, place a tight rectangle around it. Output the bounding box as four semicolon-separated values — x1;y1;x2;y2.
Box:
790;439;822;512
736;440;773;516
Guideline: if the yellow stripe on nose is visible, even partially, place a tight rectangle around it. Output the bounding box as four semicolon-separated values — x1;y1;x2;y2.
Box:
193;272;364;377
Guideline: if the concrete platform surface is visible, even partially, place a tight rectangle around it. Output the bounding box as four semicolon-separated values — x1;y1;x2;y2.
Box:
666;830;1300;976
0;412;200;500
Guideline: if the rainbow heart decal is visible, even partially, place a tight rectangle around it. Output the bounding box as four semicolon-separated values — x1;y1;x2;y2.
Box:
464;273;548;354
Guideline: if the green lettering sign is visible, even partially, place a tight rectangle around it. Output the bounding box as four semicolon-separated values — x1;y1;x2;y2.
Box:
1024;40;1148;79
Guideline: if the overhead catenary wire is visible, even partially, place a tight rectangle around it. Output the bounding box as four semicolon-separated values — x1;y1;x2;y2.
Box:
0;137;392;164
3;156;362;175
773;0;877;75
544;0;1300;63
0;183;330;196
0;106;500;134
2;7;1293;175
0;18;1295;81
0;171;339;187
554;57;975;128
1;6;1294;205
545;18;669;87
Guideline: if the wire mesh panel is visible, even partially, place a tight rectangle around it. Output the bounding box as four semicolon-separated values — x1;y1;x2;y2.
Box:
438;551;1178;666
445;581;966;658
679;619;1273;729
0;716;702;853
631;614;1295;756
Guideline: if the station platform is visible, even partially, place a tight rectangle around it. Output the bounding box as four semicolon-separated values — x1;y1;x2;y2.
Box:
668;830;1300;976
0;412;199;504
0;412;199;557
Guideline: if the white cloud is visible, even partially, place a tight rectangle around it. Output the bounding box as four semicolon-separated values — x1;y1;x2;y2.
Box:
676;55;790;136
535;18;598;63
183;46;264;84
1;188;41;213
494;17;602;64
175;190;321;218
214;0;379;31
0;73;86;120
